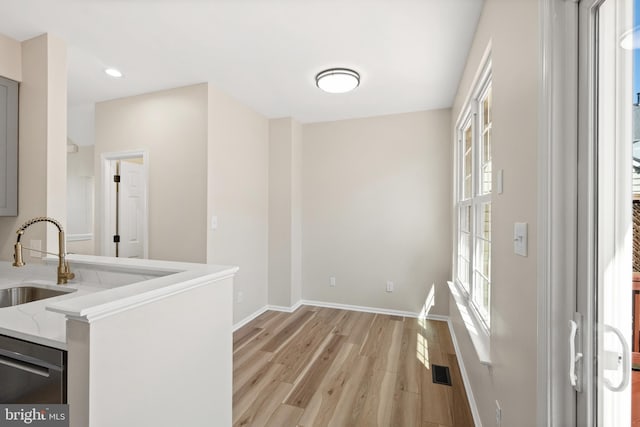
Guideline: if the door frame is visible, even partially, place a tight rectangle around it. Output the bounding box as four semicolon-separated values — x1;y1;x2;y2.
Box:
538;0;580;425
100;150;149;259
539;0;633;425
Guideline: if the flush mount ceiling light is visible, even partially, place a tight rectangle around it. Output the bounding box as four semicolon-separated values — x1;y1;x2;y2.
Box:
104;67;123;78
315;68;360;94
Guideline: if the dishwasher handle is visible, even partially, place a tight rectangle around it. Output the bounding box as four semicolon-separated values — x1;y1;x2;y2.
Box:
0;354;50;377
0;348;61;378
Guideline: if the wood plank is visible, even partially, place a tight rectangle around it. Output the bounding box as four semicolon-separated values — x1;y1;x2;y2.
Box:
315;307;348;325
421;367;453;426
233;362;285;425
234;381;291;427
233;326;262;353
240;310;279;330
391;391;421;427
373;318;404;373
234;329;277;367
285;334;346;408
346;311;376;345
325;354;376;426
233;350;272;394
260;309;315;353
273;316;335;383
295;343;359;426
359;314;391;357
419;319;441;343
435;320;455;355
396;319;421;394
264;404;304;427
354;368;396;427
330;309;357;336
447;354;474;426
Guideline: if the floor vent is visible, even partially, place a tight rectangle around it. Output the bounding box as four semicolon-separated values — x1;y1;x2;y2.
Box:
432;364;452;386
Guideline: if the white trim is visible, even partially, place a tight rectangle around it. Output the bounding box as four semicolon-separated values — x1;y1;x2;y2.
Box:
454;43;493;127
448;281;491;365
447;318;483;427
100;150;150;259
300;299;420;318
538;0;580;425
232;306;270;332
45;255;238;323
267;300;304;313
454;51;493;332
67;233;93;242
232;299;450;325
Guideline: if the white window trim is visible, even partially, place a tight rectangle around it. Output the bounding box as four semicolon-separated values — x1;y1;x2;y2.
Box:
451;51;493;365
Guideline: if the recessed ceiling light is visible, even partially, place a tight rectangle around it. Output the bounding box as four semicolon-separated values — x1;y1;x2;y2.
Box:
104;68;123;78
315;68;360;94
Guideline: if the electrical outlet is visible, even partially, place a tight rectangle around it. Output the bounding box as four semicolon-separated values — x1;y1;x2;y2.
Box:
237;291;244;303
495;400;501;427
386;281;394;293
330;277;336;287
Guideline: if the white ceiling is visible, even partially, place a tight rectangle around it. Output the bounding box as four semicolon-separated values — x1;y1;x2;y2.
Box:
0;0;483;127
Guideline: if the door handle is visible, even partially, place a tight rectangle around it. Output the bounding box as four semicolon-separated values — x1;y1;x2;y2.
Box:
602;324;630;392
569;319;583;391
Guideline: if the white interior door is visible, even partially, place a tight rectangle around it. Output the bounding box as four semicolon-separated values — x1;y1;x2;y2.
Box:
576;0;633;424
118;160;146;259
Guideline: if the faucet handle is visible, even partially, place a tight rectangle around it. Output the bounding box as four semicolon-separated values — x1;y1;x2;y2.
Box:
13;242;24;267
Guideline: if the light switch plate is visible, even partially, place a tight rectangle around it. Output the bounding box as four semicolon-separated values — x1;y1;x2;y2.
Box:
514;222;528;257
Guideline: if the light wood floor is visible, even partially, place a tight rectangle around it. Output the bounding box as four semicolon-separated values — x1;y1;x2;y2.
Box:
232;306;474;427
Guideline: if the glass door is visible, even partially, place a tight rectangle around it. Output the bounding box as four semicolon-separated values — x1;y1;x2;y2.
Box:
576;0;633;425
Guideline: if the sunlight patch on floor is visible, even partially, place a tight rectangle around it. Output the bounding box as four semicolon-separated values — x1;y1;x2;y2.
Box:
417;331;430;369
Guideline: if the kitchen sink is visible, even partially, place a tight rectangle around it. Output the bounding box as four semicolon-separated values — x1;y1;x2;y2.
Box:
0;285;76;308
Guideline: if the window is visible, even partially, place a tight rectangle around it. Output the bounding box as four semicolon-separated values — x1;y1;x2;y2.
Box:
455;64;492;330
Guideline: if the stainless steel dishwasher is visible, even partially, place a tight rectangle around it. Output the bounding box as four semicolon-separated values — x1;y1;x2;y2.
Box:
0;334;66;403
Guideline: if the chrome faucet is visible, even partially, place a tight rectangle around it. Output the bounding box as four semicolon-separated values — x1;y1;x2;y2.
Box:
12;217;75;285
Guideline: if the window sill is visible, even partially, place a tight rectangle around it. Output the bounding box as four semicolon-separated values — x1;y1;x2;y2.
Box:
447;281;492;366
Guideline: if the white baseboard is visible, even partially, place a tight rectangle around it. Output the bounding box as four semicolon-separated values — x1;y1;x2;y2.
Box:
423;313;449;322
234;299;451;331
300;299;421;318
266;300;303;313
232;306;270;332
446;319;483;427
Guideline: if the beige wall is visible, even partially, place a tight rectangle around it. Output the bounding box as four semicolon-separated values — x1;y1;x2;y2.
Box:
94;84;208;263
67;146;95;255
302;110;452;315
207;85;269;323
291;120;302;304
448;0;539;425
268;118;302;307
0;34;67;262
0;33;21;82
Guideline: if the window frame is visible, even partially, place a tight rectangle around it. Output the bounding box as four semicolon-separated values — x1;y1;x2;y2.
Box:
454;58;493;337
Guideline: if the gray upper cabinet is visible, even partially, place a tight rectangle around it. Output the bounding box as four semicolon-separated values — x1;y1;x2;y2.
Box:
0;76;18;217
